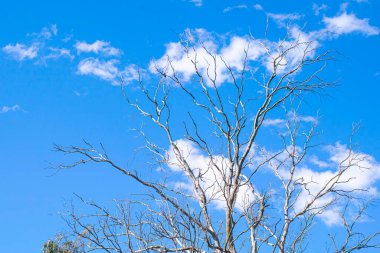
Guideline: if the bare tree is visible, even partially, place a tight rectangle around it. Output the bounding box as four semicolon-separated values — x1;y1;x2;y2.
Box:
54;29;379;253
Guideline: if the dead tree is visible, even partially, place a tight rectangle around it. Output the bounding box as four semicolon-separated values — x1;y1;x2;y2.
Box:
55;29;379;253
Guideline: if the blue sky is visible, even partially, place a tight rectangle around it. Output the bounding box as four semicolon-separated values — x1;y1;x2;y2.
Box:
1;0;380;252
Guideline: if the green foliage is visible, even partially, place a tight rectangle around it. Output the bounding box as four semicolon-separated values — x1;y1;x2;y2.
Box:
42;235;85;253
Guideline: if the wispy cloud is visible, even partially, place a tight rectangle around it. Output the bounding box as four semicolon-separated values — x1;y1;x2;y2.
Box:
312;3;328;16
263;111;318;128
0;104;22;114
262;118;286;127
46;47;74;60
73;90;88;97
288;111;318;123
267;12;303;27
223;5;248;13
37;47;74;65
189;0;202;7
2;24;75;63
253;4;263;11
2;25;137;85
75;40;121;57
120;65;139;84
28;24;58;40
2;43;39;61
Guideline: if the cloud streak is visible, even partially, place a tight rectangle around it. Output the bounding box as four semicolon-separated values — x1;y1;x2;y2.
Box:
0;105;22;114
223;5;248;13
75;40;121;57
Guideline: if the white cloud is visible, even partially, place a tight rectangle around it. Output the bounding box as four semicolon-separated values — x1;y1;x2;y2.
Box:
150;28;266;86
223;5;248;13
283;143;380;225
150;26;325;85
312;3;328;16
77;58;120;83
252;139;380;226
2;43;39;61
167;139;256;211
266;8;379;41
318;207;342;226
0;105;21;114
326;143;380;192
293;144;379;196
75;40;121;57
164;137;380;224
77;57;138;85
322;11;379;36
265;25;320;73
150;6;379;86
2;25;70;63
222;36;265;69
